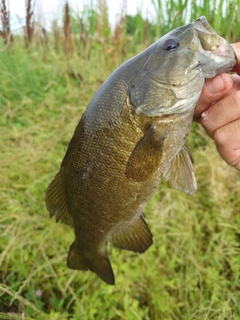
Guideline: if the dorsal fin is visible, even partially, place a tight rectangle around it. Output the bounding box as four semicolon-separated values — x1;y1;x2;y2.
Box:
165;145;197;195
45;169;73;226
112;216;153;253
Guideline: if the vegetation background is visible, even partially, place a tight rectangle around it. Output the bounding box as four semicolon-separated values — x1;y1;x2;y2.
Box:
1;0;240;319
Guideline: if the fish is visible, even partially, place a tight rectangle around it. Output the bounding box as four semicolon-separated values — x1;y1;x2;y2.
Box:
45;16;236;285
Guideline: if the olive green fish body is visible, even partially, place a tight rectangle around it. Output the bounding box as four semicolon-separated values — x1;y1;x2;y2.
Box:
46;17;236;284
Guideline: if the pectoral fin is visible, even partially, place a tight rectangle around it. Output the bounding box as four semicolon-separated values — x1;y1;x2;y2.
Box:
125;127;164;182
112;216;153;253
165;145;197;195
45;169;73;226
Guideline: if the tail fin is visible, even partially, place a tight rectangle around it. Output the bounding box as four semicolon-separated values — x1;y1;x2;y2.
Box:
67;242;115;285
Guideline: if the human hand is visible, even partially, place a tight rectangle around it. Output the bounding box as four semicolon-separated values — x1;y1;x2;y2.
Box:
194;43;240;170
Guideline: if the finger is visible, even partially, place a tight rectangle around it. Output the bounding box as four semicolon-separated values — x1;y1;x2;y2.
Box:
231;43;240;75
194;73;233;121
200;89;240;138
214;119;240;170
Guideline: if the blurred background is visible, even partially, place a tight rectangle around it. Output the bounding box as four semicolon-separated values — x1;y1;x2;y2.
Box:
1;1;240;319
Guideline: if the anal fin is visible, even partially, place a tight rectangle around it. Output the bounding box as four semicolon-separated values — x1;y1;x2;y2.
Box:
112;216;153;253
165;145;197;195
67;242;115;285
45;169;73;226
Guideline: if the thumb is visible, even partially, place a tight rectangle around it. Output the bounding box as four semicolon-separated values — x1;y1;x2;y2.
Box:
194;73;233;122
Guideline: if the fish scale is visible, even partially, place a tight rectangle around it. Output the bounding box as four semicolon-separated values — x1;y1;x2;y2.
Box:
46;17;236;285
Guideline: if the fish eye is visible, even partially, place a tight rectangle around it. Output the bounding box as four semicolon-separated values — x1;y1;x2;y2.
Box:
163;38;179;51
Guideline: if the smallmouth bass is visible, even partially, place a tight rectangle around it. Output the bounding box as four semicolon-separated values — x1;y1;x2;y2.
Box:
46;17;236;285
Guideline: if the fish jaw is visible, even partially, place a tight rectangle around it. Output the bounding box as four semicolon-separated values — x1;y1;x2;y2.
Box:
192;16;237;77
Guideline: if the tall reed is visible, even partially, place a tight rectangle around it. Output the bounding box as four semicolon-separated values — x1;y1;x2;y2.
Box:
0;0;13;48
25;0;35;48
63;1;72;53
151;0;240;42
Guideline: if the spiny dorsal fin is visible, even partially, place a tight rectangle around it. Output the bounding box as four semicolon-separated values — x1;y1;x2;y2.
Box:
165;145;197;195
125;127;164;182
67;242;115;285
45;169;73;226
112;216;153;253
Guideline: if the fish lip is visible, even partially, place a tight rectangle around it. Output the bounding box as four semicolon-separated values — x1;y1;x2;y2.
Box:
193;16;213;34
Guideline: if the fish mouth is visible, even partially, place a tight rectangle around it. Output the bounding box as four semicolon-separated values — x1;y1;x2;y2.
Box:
192;16;237;77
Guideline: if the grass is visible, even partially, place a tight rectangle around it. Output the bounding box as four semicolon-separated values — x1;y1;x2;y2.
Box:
1;1;240;319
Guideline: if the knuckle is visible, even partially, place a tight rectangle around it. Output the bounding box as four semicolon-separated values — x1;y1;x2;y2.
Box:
213;128;226;146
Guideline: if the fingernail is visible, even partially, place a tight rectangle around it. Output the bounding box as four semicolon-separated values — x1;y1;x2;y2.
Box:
201;111;207;118
205;74;225;94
